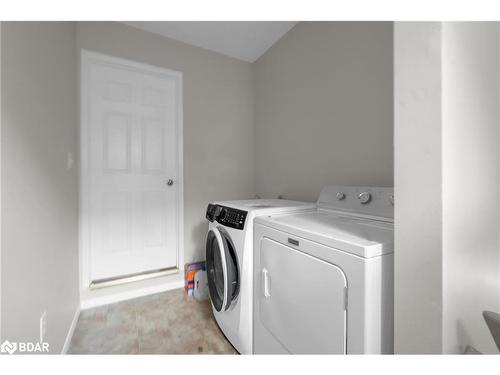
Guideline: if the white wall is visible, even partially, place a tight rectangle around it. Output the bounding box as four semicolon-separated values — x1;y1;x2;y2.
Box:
442;22;500;354
1;22;79;352
395;21;500;354
76;22;255;273
254;22;394;202
0;21;2;341
394;22;444;354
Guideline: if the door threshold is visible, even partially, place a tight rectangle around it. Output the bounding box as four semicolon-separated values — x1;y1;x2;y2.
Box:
90;267;179;290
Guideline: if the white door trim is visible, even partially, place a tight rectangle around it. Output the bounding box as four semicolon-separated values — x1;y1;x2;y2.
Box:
79;49;184;295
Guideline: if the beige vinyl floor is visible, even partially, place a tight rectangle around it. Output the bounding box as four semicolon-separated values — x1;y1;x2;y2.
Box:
68;288;237;354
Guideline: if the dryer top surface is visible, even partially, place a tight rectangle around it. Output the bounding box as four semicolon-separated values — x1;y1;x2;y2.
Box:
256;210;394;258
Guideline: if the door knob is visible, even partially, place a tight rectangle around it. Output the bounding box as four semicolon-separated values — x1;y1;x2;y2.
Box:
167;179;174;186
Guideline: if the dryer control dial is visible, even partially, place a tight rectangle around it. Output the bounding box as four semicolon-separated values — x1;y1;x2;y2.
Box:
358;191;371;204
336;192;345;200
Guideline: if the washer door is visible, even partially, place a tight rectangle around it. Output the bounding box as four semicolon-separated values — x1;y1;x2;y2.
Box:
206;227;239;312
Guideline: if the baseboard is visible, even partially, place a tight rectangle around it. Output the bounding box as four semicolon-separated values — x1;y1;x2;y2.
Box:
61;305;80;354
80;279;184;310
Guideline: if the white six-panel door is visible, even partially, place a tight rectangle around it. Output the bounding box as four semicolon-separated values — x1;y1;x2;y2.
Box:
81;50;183;283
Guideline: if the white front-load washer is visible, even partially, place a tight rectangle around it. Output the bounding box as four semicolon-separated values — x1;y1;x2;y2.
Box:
253;186;394;354
205;199;315;354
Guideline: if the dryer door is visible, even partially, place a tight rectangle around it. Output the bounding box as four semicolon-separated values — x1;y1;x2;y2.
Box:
206;227;239;312
259;238;347;354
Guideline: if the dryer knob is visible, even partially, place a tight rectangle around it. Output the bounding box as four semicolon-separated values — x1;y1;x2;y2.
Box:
358;192;371;204
336;192;345;200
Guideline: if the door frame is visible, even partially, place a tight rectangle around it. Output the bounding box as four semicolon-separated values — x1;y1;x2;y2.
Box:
79;49;184;293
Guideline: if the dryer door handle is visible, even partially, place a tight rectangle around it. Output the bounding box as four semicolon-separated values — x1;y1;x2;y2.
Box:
262;268;271;298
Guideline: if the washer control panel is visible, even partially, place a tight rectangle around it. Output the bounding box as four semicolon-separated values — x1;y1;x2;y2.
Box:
206;204;247;230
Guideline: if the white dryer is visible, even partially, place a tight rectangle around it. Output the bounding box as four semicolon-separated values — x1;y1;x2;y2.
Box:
253;186;394;354
205;199;314;354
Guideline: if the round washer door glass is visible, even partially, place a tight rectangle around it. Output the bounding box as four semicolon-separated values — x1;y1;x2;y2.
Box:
206;228;239;312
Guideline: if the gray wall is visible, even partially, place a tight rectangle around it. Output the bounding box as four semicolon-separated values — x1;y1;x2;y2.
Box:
254;22;394;202
394;22;443;354
1;22;79;352
442;22;500;354
76;22;255;268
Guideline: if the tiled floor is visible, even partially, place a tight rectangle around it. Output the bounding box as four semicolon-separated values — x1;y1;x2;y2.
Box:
68;288;237;354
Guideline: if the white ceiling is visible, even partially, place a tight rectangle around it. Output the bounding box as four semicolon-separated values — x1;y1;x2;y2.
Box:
123;22;297;62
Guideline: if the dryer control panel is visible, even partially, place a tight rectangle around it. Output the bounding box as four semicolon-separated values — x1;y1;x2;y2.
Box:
206;204;247;230
317;185;394;221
